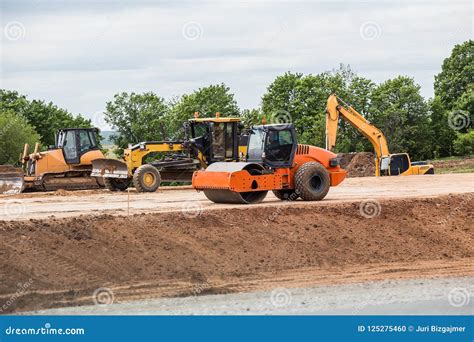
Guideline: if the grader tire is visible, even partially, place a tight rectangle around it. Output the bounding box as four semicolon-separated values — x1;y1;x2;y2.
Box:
295;162;330;201
104;177;131;191
133;165;161;192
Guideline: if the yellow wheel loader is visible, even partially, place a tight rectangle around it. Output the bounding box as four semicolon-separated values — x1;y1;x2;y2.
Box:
326;94;434;176
91;114;247;192
1;128;105;194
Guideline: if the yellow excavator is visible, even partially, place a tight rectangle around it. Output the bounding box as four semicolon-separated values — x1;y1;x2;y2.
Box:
326;94;434;176
91;113;247;192
0;128;105;194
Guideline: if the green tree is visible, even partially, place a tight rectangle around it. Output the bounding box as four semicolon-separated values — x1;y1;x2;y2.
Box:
0;89;92;146
170;83;240;133
105;92;170;148
429;97;457;157
434;40;473;111
369;76;433;160
453;130;474;156
240;108;264;128
428;96;456;158
261;65;374;150
0;110;40;165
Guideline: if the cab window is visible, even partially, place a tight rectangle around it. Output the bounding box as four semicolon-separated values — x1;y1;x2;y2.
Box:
63;130;78;161
79;130;94;153
247;129;264;162
265;129;294;162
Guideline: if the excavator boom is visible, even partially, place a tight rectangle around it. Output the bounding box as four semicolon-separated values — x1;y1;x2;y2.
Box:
325;94;434;176
326;94;390;158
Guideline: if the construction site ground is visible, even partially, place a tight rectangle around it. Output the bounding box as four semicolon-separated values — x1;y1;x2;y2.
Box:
0;173;473;314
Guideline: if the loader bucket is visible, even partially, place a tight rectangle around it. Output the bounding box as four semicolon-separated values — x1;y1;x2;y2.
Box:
91;159;129;178
0;165;24;195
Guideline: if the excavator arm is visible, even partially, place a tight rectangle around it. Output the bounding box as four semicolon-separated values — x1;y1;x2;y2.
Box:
325;94;390;176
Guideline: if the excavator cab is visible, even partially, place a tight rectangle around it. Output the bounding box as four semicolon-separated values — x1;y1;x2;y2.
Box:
247;124;297;169
380;153;433;176
380;153;410;176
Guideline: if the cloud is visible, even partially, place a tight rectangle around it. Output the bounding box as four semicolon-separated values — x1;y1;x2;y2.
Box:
0;0;471;129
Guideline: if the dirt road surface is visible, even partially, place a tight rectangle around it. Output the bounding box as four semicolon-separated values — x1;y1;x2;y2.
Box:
1;173;473;221
1;188;472;313
25;276;474;315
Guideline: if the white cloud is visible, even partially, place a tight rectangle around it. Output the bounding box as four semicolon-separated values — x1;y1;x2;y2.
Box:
0;0;471;129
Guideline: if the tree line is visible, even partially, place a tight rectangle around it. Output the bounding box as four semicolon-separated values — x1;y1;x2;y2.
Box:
1;40;472;165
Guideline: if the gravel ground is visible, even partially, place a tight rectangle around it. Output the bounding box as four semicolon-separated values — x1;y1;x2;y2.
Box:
1;173;473;220
25;277;474;315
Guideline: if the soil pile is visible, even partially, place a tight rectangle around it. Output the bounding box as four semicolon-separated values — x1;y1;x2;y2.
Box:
339;152;375;177
0;194;472;313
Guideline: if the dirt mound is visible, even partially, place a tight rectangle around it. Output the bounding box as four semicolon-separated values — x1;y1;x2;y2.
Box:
0;194;472;313
338;152;375;177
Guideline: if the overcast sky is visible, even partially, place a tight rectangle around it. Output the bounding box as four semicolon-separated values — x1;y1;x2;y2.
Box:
0;0;472;129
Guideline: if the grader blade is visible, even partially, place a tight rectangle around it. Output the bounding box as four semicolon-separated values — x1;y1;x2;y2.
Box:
0;165;24;195
91;159;129;179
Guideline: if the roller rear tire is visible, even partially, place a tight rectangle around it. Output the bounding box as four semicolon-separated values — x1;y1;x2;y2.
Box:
295;162;330;201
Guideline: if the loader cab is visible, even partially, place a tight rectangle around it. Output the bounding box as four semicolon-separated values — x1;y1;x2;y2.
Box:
247;124;298;169
188;118;241;163
56;128;100;164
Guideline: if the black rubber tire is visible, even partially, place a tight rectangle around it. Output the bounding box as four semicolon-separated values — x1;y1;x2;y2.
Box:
133;164;161;192
272;189;299;201
295;162;330;201
104;177;131;191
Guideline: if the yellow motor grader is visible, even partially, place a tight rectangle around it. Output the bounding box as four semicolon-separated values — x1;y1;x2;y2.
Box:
91;114;247;192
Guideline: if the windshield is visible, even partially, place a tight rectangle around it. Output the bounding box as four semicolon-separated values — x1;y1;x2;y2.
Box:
247;129;264;161
192;123;208;138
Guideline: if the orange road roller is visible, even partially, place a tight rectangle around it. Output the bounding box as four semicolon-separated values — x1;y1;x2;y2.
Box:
192;123;347;204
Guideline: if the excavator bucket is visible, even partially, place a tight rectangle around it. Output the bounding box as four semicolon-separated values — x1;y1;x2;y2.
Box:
91;159;129;179
192;162;269;204
0;165;24;195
